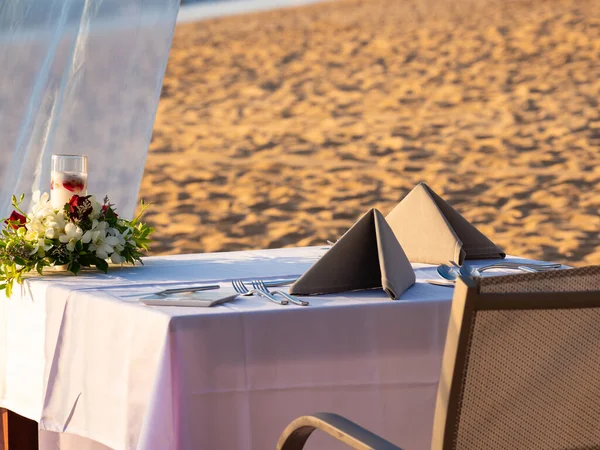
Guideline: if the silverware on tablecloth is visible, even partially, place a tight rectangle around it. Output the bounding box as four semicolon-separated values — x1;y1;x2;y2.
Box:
453;261;540;278
231;279;288;305
437;262;563;281
456;261;563;278
440;262;536;281
251;279;309;306
156;278;298;296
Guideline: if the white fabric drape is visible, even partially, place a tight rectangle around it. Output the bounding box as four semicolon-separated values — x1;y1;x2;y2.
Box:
0;0;179;218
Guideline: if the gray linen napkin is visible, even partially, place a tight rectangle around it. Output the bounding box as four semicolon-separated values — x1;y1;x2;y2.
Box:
289;209;415;300
386;182;505;265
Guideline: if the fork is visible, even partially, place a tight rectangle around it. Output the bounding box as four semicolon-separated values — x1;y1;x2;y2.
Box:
231;279;288;305
251;280;309;306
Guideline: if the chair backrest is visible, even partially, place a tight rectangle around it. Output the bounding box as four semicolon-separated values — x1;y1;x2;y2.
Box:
431;266;600;450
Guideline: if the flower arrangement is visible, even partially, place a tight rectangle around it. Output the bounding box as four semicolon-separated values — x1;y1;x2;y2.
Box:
0;191;154;296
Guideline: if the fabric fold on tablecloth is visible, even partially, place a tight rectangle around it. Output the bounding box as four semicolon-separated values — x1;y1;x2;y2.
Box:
290;209;415;299
40;287;76;432
386;182;505;265
38;287;173;450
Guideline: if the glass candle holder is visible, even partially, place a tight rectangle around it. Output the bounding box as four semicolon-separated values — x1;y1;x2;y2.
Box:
51;154;88;210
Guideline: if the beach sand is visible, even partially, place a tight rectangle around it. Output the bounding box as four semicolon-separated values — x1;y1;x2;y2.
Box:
140;0;600;265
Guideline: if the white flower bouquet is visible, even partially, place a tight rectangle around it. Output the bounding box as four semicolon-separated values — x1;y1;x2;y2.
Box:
1;191;153;296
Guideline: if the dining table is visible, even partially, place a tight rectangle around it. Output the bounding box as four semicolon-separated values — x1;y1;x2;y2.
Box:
0;246;551;450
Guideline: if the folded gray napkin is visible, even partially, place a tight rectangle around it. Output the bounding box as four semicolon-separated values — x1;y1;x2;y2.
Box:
386;182;505;265
289;208;415;299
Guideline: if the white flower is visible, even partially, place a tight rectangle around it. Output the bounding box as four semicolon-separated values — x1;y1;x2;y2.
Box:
59;223;83;251
26;214;45;236
82;220;103;243
29;191;55;227
81;221;106;245
125;227;136;246
31;190;52;215
42;211;64;235
27;192;66;240
45;227;56;239
25;229;39;241
82;222;119;259
44;212;66;239
110;252;124;264
106;227;130;253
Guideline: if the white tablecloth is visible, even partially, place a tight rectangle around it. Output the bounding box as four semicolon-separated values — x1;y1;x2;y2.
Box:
0;247;543;450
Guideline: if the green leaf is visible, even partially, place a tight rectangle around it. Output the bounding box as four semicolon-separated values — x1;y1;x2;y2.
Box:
105;208;117;220
78;254;95;267
69;261;81;275
94;258;108;274
13;257;27;266
131;200;151;225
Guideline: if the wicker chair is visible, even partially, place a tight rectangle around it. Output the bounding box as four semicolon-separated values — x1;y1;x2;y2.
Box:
277;266;600;450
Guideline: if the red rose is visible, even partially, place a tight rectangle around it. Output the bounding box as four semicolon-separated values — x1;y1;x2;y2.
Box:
7;211;26;229
68;195;93;221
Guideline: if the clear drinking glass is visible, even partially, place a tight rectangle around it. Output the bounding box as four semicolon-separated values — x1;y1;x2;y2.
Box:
51;154;88;209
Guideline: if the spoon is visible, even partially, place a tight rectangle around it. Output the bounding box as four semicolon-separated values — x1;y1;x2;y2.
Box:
437;263;459;281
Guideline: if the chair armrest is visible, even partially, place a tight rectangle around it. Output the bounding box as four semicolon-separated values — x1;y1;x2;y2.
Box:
276;412;403;450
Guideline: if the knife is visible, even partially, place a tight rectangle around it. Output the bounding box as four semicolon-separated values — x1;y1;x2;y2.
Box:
158;284;220;295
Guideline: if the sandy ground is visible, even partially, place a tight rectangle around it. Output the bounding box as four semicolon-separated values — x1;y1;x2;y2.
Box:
139;0;600;265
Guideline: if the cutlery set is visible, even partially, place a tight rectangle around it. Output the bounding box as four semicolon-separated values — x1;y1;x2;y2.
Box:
427;261;564;287
141;278;309;307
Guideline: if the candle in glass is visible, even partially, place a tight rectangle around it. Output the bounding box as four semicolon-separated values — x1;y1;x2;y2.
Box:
51;155;88;210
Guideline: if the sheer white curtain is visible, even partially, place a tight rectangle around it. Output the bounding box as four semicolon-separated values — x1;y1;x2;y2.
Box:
0;0;179;218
